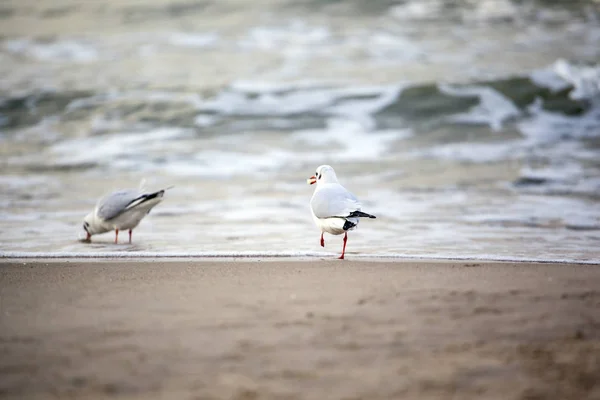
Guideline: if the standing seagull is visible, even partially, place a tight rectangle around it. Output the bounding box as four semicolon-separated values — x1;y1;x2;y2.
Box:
82;186;170;244
307;165;376;259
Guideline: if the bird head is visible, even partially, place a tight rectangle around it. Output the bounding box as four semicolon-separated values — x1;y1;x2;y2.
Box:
307;165;338;186
82;212;97;240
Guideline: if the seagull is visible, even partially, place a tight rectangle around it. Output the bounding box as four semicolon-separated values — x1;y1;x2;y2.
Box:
82;185;171;244
307;165;376;259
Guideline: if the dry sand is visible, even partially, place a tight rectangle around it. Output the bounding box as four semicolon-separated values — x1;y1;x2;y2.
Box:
0;259;599;400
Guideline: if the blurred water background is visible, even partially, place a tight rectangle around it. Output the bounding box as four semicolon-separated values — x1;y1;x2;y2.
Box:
1;0;600;261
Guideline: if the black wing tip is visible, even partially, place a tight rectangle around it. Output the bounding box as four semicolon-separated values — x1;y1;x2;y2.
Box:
143;191;164;201
154;186;174;197
148;187;171;198
348;211;376;219
124;189;166;210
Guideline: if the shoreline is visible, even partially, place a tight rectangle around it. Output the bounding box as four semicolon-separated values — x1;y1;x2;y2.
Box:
1;253;599;265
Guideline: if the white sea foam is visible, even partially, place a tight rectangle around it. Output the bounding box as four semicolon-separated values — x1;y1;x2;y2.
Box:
198;89;330;116
291;118;407;162
411;140;525;163
2;32;219;64
28;109;408;177
325;85;403;125
149;138;295;178
530;66;572;92
391;0;522;24
193;114;219;127
237;21;428;66
48;128;192;169
238;22;331;52
3;38;99;62
518;98;600;143
189;149;292;177
198;83;402;122
229;80;344;95
519;162;583;182
388;2;443;20
0;174;60;189
0;213;50;222
553;59;600;101
351;32;424;63
463;0;520;22
439;84;521;131
66;91;204;112
167;32;219;48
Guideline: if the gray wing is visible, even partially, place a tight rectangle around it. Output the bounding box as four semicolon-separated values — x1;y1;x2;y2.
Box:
311;184;362;219
95;189;140;221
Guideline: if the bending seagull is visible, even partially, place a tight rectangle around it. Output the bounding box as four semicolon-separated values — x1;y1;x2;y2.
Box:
307;165;376;259
82;186;170;244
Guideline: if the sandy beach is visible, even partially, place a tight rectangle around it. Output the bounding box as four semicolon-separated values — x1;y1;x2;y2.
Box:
0;259;599;400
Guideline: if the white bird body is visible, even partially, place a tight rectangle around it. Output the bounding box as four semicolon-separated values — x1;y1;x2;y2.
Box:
310;182;360;235
307;165;375;259
82;187;168;243
311;212;351;236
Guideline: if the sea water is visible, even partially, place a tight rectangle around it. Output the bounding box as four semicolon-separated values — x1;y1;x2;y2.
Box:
1;0;599;262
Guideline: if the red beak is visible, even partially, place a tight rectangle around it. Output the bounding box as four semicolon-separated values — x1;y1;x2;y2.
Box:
307;175;317;185
86;232;91;241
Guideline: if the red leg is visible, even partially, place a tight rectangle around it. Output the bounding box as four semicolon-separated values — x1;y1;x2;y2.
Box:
338;232;348;260
320;232;325;247
114;229;119;244
128;229;132;244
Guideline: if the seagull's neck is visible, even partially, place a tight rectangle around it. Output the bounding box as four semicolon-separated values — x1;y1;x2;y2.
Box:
316;180;340;189
87;212;108;234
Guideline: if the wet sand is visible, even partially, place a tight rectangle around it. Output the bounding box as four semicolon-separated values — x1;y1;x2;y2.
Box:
0;259;599;400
